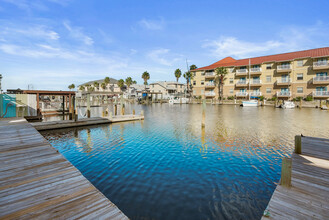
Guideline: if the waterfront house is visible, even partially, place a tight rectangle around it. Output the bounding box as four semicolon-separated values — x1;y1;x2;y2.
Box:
149;81;186;99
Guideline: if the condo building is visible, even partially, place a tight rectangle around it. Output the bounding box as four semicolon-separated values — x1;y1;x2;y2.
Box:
191;47;329;100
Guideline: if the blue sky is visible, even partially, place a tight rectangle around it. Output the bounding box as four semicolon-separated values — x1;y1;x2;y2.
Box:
1;0;329;91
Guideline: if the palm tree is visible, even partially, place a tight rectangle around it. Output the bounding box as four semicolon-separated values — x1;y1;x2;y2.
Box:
93;81;99;88
125;77;133;91
79;85;85;91
133;80;137;84
68;84;75;90
142;71;150;89
190;64;197;71
104;77;110;90
101;82;106;90
174;69;181;82
117;79;125;92
214;67;228;100
183;71;193;95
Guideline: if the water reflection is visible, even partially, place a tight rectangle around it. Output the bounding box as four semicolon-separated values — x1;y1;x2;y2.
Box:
41;104;329;220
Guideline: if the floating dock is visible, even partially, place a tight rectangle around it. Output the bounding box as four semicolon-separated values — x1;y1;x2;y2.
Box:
263;136;329;219
32;115;144;131
0;118;128;219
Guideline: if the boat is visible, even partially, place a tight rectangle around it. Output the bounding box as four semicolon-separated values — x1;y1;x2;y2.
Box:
281;101;295;109
169;97;189;104
242;100;259;107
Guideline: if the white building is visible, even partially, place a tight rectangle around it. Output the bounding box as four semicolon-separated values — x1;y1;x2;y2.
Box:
149;81;186;99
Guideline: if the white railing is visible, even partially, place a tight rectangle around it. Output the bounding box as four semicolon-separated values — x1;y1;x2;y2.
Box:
313;61;329;67
236;80;248;85
277;65;291;70
250;68;261;72
236;69;248;73
313;76;329;82
277;91;291;96
205;82;215;86
205;92;215;96
313;91;329;96
236;92;248;96
205;72;215;76
250;92;262;96
250;80;262;84
277;78;291;84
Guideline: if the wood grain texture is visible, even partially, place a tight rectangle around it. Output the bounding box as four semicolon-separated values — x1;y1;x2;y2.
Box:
0;118;128;220
262;136;329;220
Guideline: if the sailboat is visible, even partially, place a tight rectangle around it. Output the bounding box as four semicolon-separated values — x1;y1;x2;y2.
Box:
242;59;260;107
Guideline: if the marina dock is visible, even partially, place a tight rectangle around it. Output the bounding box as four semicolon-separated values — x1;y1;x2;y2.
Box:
263;136;329;219
32;115;144;131
0;118;128;219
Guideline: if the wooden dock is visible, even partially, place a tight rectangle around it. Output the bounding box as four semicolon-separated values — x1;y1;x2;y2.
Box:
32;115;144;131
262;136;329;219
0;118;128;219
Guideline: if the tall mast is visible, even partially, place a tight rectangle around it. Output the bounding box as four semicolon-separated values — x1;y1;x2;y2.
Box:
248;58;251;100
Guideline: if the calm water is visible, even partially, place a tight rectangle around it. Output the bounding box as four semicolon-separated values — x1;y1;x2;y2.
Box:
41;104;329;220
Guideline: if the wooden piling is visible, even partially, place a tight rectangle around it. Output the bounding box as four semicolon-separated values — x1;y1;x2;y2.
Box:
109;112;113;119
295;135;302;154
133;109;135;115
87;93;91;118
121;104;125;115
141;110;144;116
114;104;117;116
280;157;292;187
201;99;206;127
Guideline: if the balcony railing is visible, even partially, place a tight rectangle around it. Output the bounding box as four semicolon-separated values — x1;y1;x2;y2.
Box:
205;72;215;77
205;82;215;86
313;61;329;67
276;78;291;84
250;68;261;72
236;92;248;96
277;91;291;97
277;65;291;70
236;80;248;85
236;69;248;73
313;91;329;97
250;80;262;85
313;76;329;82
205;92;215;96
250;91;262;96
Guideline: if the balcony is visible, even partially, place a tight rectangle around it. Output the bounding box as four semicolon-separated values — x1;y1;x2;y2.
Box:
250;80;262;87
235;69;248;76
250;68;262;75
313;76;329;84
236;92;248;97
276;78;291;86
277;91;291;97
277;65;291;73
313;61;329;70
205;82;216;88
235;80;248;87
313;91;329;98
205;72;215;79
205;92;216;97
250;91;262;97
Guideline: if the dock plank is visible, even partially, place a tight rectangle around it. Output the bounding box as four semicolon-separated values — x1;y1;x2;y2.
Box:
0;118;128;220
262;136;329;219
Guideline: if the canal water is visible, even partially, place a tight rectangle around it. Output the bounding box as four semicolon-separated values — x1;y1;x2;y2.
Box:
41;104;329;220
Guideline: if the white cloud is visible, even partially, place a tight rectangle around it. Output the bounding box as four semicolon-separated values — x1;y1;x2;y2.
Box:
0;25;60;41
63;21;94;45
147;48;183;66
1;0;69;11
203;22;329;59
130;49;137;55
138;18;165;30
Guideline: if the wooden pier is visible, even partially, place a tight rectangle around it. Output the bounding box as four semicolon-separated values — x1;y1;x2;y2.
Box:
0;118;128;219
32;115;144;131
262;136;329;219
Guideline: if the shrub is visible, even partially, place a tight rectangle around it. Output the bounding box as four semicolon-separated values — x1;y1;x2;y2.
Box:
305;96;313;101
259;96;265;101
295;96;302;101
227;96;235;100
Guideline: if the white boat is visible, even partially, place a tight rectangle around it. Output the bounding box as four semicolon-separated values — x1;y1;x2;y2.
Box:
242;100;259;107
169;97;189;104
282;101;295;109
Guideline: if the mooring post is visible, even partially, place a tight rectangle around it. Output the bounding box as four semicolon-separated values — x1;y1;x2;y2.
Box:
109;111;113;119
141;110;144;116
121;104;125;115
87;93;91;118
133;109;135;115
295;135;302;154
280;157;292;187
201;99;206;127
114;104;117;116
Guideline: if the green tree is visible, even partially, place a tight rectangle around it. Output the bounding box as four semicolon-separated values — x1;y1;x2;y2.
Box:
214;67;228;100
79;85;85;91
125;77;133;91
117;79;125;92
104;77;110;85
101;82;106;90
93;81;99;88
183;71;193;95
133;80;137;84
142;71;150;89
68;84;75;90
190;64;197;71
174;69;182;82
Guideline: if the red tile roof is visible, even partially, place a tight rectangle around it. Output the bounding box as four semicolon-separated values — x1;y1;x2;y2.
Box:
192;47;329;71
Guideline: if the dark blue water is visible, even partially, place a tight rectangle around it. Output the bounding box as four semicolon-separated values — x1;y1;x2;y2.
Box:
41;104;329;220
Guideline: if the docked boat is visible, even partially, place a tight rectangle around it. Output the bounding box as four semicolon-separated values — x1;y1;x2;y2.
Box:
242;100;259;107
281;101;295;109
169;97;189;104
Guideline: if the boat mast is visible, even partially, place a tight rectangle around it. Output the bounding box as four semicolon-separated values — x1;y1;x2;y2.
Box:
248;58;251;100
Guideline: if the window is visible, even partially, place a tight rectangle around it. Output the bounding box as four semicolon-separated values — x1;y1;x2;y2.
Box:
229;68;234;73
193;81;196;86
229;78;234;84
297;87;303;93
193;72;196;77
193;90;196;95
201;81;204;85
297;73;303;80
159;90;161;93
297;60;303;67
229;89;233;94
266;64;271;70
180;85;182;88
201;89;204;94
266;88;271;94
266;75;271;82
201;72;205;76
